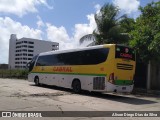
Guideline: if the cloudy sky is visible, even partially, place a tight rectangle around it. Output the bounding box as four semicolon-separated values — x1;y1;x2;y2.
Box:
0;0;158;64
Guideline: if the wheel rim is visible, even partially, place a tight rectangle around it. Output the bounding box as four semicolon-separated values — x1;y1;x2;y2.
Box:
35;78;39;85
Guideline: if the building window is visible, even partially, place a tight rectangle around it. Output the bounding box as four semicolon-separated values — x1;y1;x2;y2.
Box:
15;66;19;68
28;42;34;44
28;50;34;52
22;45;27;48
52;45;59;50
23;53;27;56
16;50;22;52
22;49;27;52
16;42;22;45
28;46;34;48
23;58;27;60
28;54;33;56
16;46;21;48
52;45;58;48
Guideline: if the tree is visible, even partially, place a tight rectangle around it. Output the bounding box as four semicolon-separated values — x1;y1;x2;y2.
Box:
130;1;160;90
120;18;135;34
130;1;160;63
93;3;131;45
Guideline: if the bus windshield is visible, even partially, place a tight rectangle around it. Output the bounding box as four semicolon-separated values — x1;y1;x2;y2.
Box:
115;45;135;61
28;54;38;72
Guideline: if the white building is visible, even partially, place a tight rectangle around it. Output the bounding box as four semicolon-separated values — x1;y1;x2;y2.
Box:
9;34;59;69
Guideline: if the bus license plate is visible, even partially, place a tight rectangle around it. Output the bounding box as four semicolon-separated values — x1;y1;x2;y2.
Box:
122;87;126;90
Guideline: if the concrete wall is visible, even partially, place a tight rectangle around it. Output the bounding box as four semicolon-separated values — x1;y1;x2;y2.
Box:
0;64;8;69
150;62;160;90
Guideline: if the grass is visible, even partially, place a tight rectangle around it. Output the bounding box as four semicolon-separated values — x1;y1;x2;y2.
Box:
0;69;29;79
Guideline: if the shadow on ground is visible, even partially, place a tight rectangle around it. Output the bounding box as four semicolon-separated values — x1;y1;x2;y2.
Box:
29;84;158;105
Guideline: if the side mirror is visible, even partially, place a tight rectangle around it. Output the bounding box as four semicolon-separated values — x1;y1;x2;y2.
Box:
26;62;31;68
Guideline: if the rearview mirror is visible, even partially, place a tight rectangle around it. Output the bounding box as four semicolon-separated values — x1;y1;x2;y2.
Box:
26;62;31;68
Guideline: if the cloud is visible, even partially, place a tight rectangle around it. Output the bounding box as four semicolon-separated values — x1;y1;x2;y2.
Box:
46;13;97;50
46;23;73;50
0;17;43;63
113;0;140;17
0;0;53;17
37;0;53;9
37;15;45;28
94;4;101;13
73;14;96;43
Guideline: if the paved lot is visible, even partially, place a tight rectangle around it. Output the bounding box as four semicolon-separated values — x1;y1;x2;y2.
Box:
0;78;160;120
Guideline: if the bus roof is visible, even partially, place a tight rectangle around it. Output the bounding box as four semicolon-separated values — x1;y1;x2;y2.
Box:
39;44;115;56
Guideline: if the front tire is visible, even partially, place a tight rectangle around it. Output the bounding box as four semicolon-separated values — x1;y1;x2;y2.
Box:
34;77;40;86
72;80;81;93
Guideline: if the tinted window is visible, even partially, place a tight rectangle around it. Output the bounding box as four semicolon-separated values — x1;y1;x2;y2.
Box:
115;45;135;61
36;54;59;66
36;48;109;66
62;48;109;65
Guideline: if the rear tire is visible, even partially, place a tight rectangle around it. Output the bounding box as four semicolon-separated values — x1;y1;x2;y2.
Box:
72;80;81;93
34;77;40;86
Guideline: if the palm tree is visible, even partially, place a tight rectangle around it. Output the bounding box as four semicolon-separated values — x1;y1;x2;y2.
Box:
94;3;130;45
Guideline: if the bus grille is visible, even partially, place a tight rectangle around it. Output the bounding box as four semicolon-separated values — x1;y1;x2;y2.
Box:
93;77;105;90
117;63;133;70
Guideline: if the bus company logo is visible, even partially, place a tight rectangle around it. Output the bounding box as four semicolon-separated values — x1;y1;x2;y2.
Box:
120;48;132;59
100;67;104;71
120;53;132;59
125;48;129;53
53;67;73;72
2;112;11;117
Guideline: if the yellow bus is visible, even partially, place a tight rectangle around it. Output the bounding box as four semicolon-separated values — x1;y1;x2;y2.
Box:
28;44;136;93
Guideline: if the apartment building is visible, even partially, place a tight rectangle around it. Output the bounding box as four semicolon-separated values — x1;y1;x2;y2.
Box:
9;34;59;69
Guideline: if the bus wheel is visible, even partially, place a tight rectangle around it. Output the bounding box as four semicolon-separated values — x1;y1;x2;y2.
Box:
72;80;81;93
34;76;40;86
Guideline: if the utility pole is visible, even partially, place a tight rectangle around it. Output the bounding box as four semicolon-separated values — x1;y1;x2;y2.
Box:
147;61;151;90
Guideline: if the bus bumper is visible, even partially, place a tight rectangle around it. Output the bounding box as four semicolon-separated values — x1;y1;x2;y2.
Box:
106;82;133;93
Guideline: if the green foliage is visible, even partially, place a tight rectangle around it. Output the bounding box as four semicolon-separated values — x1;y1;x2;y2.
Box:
0;69;29;79
130;1;160;62
93;3;132;45
120;18;135;33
